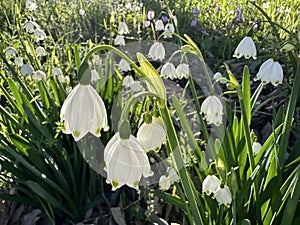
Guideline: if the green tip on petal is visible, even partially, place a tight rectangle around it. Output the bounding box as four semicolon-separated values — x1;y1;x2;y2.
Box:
73;130;80;138
112;179;119;188
95;127;101;135
133;180;139;187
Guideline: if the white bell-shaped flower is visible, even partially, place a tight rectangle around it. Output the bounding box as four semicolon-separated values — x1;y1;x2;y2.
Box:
34;28;47;41
215;185;232;207
33;70;46;81
26;0;37;11
104;132;152;190
20;64;34;75
114;35;125;46
159;167;179;191
58;75;70;84
91;69;100;82
161;62;176;79
213;72;227;84
252;142;262;155
118;59;131;72
175;63;189;79
202;175;221;195
123;76;142;92
155;20;164;31
36;46;46;57
201;96;223;126
255;58;283;86
52;67;63;76
164;23;174;38
118;22;129;35
15;57;24;66
136;121;166;152
25;21;40;33
4;47;17;58
60;84;109;141
148;42;165;61
233;36;257;60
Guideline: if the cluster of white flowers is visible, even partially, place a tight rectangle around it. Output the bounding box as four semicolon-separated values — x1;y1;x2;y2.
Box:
114;22;129;46
160;62;190;79
202;175;232;207
233;36;283;86
104;120;166;190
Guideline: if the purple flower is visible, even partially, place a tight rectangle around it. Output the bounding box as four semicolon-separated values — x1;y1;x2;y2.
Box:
217;6;221;13
236;6;242;22
161;16;168;23
193;8;200;17
103;5;108;11
144;20;150;28
148;10;155;20
191;19;197;27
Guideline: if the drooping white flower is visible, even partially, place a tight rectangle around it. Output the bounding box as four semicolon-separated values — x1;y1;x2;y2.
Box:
202;175;221;195
79;9;85;16
26;0;37;11
252;142;262;155
159;167;179;190
213;72;227;84
255;58;283;86
15;57;24;66
104;132;152;190
58;75;70;84
155;20;164;31
118;59;131;72
52;67;63;76
91;69;100;82
20;64;34;75
137;121;166;152
175;63;189;79
201;96;223;126
34;28;47;41
164;23;175;38
233;36;257;60
123;76;143;92
147;10;155;20
114;35;125;46
25;21;40;33
4;47;17;58
36;46;46;57
148;42;165;61
215;185;232;207
60;84;109;141
118;22;129;35
33;70;46;81
161;62;176;79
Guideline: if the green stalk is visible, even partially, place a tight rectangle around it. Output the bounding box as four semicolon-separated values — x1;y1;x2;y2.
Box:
279;60;300;167
159;103;204;225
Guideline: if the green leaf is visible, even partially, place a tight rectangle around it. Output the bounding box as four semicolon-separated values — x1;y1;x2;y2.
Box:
242;66;251;125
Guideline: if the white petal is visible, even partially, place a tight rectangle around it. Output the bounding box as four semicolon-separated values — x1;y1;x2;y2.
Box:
202;175;221;195
214;185;232;206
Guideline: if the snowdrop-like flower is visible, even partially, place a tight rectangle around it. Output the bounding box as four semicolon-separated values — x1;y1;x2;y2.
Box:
20;64;34;75
4;47;17;58
34;28;47;41
215;185;232;207
252;142;262;155
255;58;283;86
201;96;223;126
79;9;85;16
52;67;63;76
137;121;166;152
118;59;131;72
123;76;143;92
147;10;155;20
175;63;189;79
104;132;152;190
233;36;257;59
91;69;100;82
60;84;109;141
25;21;40;33
164;23;174;38
214;72;227;84
118;22;129;35
202;175;221;195
148;42;165;61
159;167;179;190
263;2;270;8
33;70;46;81
155;20;164;31
36;46;46;57
114;35;125;46
26;0;37;11
161;62;176;79
15;57;23;66
58;75;70;84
